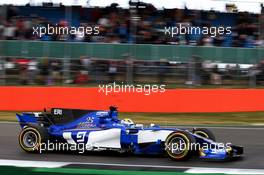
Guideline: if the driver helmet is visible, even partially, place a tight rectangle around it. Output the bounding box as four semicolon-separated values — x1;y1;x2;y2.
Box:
121;118;134;126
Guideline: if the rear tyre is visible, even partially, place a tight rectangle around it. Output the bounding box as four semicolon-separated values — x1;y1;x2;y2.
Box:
193;128;216;141
165;130;196;161
18;125;48;153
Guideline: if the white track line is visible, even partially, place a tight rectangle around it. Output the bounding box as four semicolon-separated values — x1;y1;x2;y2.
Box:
0;121;18;124
160;125;264;130
179;126;264;130
0;159;68;168
186;167;264;174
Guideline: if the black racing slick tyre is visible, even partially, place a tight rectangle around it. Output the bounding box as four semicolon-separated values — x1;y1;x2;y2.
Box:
165;130;196;161
193;128;216;141
18;125;48;153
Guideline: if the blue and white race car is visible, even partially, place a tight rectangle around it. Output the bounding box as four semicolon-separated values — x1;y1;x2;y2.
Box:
16;106;243;161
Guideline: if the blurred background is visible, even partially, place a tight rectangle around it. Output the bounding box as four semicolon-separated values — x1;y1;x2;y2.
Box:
0;0;263;88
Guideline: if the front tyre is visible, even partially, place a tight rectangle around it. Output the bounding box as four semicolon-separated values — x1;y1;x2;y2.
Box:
165;131;196;161
18;126;47;153
193;128;216;141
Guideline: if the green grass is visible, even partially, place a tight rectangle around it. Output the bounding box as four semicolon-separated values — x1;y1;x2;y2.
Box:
120;112;264;125
2;111;264;125
0;166;226;175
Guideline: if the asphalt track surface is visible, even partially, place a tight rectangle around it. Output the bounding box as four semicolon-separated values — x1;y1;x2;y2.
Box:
0;123;263;170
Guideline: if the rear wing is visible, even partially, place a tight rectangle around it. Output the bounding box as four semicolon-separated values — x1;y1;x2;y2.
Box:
16;113;37;128
50;108;97;124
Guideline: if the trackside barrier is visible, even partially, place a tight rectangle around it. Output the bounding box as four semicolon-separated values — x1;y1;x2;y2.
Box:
1;40;264;64
1;87;264;112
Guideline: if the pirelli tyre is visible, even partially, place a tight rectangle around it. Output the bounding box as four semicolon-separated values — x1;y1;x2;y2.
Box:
18;125;48;153
165;130;196;161
193;128;216;141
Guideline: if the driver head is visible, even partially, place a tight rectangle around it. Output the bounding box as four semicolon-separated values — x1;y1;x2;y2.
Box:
121;118;134;126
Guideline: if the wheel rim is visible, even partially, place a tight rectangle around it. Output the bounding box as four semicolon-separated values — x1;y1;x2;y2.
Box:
23;131;38;148
168;137;187;155
166;132;192;159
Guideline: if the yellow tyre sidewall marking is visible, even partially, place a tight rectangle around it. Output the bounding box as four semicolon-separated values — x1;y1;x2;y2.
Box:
165;132;190;159
194;131;209;139
19;127;42;152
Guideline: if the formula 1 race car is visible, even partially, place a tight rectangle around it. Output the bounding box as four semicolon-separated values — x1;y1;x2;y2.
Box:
16;106;243;161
